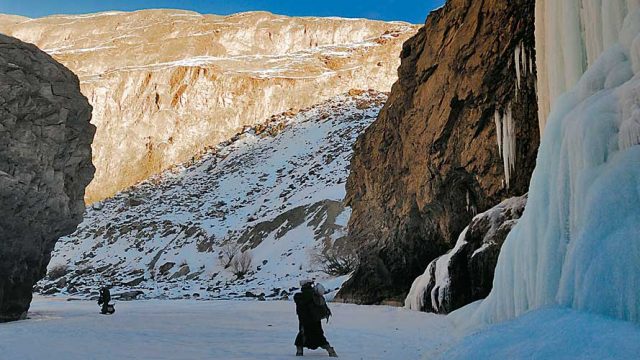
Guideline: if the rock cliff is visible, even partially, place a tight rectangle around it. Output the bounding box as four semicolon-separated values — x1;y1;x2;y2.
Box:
0;10;417;202
337;0;540;305
0;34;94;321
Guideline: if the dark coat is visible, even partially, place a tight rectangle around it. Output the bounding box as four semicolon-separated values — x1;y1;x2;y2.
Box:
98;288;111;314
294;285;330;349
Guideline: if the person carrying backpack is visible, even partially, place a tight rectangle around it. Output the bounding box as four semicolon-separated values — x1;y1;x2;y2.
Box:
98;287;113;315
293;279;338;357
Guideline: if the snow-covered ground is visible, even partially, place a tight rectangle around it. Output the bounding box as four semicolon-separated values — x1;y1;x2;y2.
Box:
0;297;453;360
444;305;640;360
3;297;640;359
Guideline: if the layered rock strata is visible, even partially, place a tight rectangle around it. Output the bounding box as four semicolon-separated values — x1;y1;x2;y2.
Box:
0;10;417;202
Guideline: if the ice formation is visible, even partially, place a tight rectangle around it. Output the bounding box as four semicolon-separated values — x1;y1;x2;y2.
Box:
469;0;640;325
535;0;640;134
493;40;534;188
494;106;517;188
514;41;533;94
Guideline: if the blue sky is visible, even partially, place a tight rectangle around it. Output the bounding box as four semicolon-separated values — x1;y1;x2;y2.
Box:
0;0;444;24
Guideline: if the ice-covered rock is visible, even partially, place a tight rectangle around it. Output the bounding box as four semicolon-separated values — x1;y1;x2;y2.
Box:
0;10;417;203
405;195;527;313
469;0;640;325
0;35;95;321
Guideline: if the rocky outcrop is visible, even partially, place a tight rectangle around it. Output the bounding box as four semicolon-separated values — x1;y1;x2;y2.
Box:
0;10;417;203
405;195;526;313
0;34;94;321
336;0;539;305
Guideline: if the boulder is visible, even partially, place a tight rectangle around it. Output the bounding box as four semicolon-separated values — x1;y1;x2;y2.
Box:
0;34;95;322
405;195;527;313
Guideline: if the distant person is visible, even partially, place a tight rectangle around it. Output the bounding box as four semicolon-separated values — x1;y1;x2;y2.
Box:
98;287;114;315
294;279;338;357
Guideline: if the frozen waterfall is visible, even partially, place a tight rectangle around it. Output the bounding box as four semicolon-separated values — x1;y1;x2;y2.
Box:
536;0;640;133
467;0;640;325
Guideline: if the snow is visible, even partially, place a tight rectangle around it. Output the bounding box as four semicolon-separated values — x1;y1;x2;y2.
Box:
12;3;640;359
46;45;116;55
88;35;390;78
468;1;640;326
50;11;124;20
443;306;640;360
0;297;453;360
5;298;640;359
428;231;467;310
40;92;386;302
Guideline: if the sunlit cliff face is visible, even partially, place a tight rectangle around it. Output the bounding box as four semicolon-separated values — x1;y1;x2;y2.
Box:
0;10;417;202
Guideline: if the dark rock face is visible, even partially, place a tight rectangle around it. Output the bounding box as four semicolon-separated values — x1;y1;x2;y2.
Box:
405;195;527;313
0;35;95;322
337;0;539;304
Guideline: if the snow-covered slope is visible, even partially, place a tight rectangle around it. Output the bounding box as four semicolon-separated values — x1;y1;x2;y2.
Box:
37;91;386;301
0;10;416;202
468;0;640;325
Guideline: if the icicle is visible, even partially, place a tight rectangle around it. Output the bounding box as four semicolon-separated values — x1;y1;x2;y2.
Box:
528;49;534;75
514;41;531;99
514;43;522;92
494;105;516;188
619;105;640;150
523;46;528;75
466;190;470;212
494;110;503;154
501;106;516;189
534;0;640;134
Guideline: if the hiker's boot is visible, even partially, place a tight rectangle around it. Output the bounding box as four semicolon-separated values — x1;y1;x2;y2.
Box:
296;346;304;356
322;345;338;357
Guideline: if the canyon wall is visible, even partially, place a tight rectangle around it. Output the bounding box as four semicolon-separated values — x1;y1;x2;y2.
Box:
337;0;540;305
0;10;417;203
0;34;94;321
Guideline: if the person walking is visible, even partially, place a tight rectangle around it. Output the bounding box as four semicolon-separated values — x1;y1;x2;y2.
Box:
294;279;338;357
98;286;112;315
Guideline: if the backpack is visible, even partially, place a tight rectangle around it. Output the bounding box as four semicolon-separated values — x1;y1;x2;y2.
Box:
312;293;332;322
